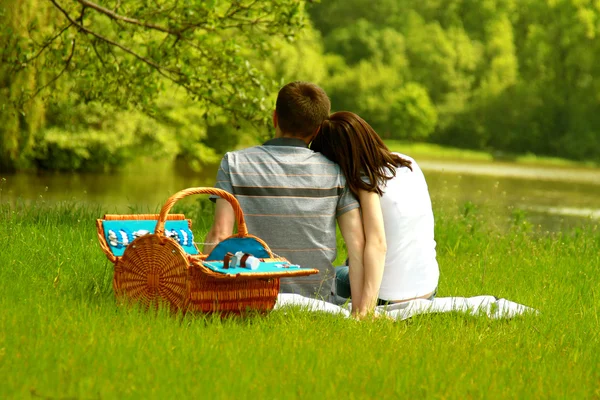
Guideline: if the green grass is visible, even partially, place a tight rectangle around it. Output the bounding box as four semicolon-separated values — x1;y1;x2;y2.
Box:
385;140;599;168
386;140;494;162
1;200;599;399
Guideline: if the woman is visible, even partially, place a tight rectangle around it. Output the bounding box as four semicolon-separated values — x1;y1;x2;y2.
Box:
311;111;439;317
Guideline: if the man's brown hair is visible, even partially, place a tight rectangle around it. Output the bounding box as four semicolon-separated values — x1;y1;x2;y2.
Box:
275;81;331;139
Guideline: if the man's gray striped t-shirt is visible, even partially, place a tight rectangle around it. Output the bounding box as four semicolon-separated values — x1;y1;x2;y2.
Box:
213;137;359;298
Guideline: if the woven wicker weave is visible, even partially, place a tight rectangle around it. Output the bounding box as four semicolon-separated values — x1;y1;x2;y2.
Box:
188;266;279;313
116;234;189;311
97;187;318;315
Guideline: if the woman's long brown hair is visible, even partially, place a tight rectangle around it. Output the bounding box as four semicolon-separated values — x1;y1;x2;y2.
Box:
310;111;412;196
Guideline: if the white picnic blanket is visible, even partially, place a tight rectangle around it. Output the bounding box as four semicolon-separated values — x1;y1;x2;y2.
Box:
275;294;537;320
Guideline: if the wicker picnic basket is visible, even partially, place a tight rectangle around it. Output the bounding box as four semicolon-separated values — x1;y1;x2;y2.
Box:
96;187;318;314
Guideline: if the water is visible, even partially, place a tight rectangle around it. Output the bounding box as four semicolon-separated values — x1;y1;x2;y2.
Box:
1;159;599;232
420;160;600;231
0;164;220;213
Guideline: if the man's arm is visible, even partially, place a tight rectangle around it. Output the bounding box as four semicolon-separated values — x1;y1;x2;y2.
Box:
204;153;235;254
203;199;235;254
337;207;365;317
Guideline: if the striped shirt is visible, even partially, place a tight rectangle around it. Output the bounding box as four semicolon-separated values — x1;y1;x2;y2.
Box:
213;137;359;298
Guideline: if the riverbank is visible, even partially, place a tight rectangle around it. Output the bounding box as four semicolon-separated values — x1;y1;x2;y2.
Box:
1;202;598;398
385;140;599;169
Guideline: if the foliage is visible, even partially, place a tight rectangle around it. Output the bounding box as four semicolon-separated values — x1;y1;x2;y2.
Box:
387;83;438;141
0;0;309;171
324;19;407;67
4;0;600;171
34;101;172;171
310;0;600;162
29;0;305;121
261;21;330;85
325;60;437;140
0;0;50;171
150;92;221;172
31;90;227;172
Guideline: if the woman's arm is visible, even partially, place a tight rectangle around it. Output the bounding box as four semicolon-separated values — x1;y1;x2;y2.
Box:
355;189;387;316
337;207;365;314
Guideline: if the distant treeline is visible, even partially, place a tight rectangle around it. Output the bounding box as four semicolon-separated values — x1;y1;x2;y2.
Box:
1;0;599;172
309;0;600;163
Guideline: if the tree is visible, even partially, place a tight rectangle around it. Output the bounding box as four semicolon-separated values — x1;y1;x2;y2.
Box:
325;60;436;140
435;12;519;150
261;20;329;86
323;19;407;68
307;0;402;37
34;99;180;171
388;83;437;141
0;0;50;171
514;0;600;159
1;0;309;171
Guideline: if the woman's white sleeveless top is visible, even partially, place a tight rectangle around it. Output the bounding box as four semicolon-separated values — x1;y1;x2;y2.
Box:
377;153;439;300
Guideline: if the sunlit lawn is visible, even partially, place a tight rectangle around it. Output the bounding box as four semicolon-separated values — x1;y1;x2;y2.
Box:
0;200;599;399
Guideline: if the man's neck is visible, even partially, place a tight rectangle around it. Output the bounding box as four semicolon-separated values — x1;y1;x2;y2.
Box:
264;136;308;148
276;132;312;145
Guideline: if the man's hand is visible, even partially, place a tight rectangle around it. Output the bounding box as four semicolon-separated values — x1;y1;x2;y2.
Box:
203;199;235;254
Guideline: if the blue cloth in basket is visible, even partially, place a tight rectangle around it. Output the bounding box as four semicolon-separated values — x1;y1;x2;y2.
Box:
102;220;198;256
202;259;303;275
206;237;271;261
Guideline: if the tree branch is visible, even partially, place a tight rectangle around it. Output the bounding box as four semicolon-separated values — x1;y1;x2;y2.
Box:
90;38;107;67
40;0;293;124
28;38;76;101
225;0;260;19
50;0;182;78
178;0;260;34
75;0;177;35
22;22;73;67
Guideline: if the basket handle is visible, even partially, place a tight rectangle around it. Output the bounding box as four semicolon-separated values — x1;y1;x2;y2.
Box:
156;187;247;237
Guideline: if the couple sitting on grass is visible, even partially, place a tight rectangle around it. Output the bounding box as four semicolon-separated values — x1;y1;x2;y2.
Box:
204;81;439;318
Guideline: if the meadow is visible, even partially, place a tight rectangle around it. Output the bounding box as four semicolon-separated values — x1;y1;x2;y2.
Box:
0;198;599;399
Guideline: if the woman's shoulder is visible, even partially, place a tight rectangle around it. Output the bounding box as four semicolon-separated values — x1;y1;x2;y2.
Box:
391;152;421;171
392;152;416;163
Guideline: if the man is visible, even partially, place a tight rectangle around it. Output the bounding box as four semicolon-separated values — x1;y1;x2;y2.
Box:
204;81;364;299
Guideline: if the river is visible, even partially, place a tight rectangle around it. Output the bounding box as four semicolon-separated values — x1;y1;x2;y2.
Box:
1;158;599;232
